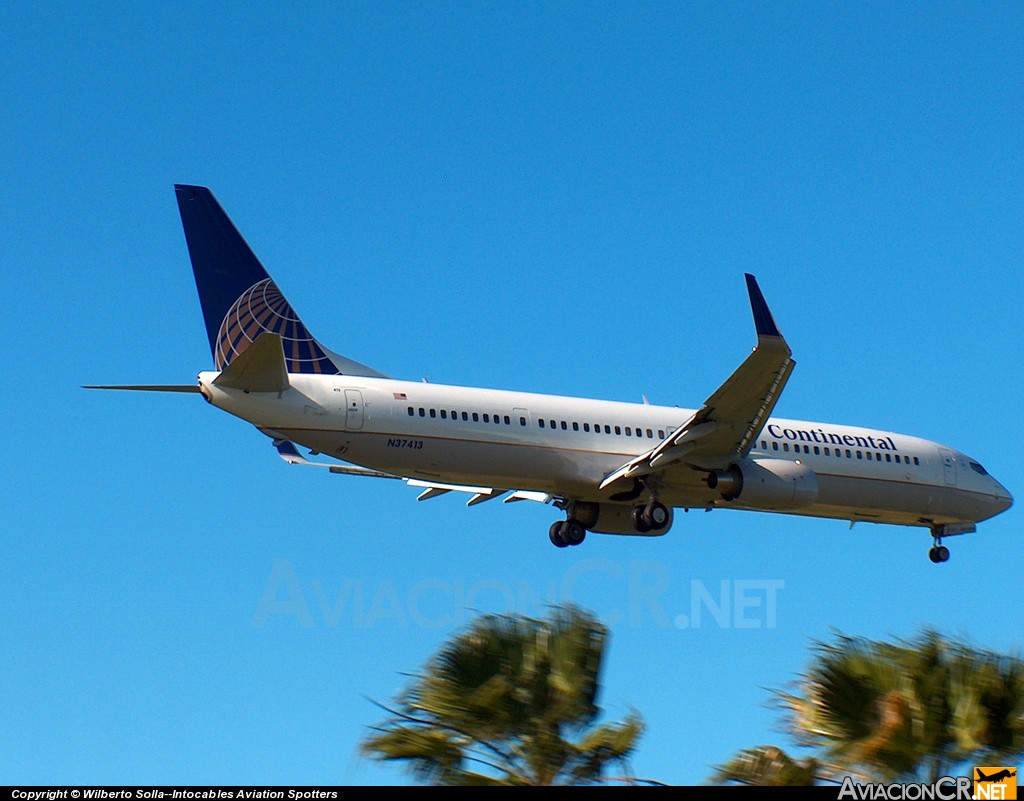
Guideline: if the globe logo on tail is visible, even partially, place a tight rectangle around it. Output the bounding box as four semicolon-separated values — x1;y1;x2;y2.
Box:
215;278;339;374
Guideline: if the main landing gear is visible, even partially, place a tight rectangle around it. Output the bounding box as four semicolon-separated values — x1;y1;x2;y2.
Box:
549;519;586;548
631;500;670;533
548;499;671;548
928;538;950;564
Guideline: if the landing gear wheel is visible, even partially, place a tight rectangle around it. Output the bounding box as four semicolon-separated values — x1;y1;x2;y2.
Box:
631;506;651;533
642;501;669;531
563;519;586;546
549;521;569;548
928;543;950;563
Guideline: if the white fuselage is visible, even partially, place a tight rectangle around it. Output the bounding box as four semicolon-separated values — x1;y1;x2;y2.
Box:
199;371;1012;531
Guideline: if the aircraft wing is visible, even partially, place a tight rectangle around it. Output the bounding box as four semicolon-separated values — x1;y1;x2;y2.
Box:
273;441;554;507
600;275;794;490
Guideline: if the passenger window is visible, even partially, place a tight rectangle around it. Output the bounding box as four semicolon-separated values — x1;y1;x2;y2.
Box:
430;409;436;418
594;424;601;434
604;425;611;434
647;429;654;438
875;453;881;461
846;449;852;458
440;410;447;419
614;426;621;435
561;421;567;430
584;423;590;432
504;415;511;425
857;451;863;459
519;416;526;426
783;443;790;452
761;440;767;449
550;420;556;429
472;412;479;422
452;411;457;420
573;422;579;431
885;453;892;462
813;446;820;455
539;419;545;428
824;447;830;456
866;452;872;460
419;408;425;417
914;457;920;465
626;427;632;436
462;411;469;421
894;454;901;463
658;430;665;439
407;407;414;417
772;442;779;451
483;413;490;423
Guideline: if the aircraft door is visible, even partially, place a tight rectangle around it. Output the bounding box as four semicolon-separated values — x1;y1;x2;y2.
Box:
345;389;364;430
939;449;956;486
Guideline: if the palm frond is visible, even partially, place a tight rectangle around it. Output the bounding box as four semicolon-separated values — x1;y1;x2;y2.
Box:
712;745;819;786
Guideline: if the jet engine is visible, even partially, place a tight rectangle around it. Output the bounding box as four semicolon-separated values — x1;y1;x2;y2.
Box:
706;458;819;510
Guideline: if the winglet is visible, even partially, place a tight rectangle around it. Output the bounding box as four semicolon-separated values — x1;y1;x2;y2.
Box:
745;274;782;339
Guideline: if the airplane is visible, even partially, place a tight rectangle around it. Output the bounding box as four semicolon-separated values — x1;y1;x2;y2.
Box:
86;185;1013;563
976;769;1016;783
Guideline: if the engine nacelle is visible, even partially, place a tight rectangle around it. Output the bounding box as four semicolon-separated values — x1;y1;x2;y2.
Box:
571;501;673;537
708;458;819;510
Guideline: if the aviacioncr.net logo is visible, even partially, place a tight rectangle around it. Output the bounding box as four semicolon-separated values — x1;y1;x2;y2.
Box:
974;768;1017;801
837;776;972;800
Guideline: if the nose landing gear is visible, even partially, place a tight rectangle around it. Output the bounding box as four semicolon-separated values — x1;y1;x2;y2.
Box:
926;523;974;564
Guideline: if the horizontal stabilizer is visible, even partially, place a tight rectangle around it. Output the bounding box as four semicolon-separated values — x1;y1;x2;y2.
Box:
214;332;289;393
83;384;201;393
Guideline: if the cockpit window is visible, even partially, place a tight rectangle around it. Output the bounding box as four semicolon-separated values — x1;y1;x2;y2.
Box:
969;461;989;476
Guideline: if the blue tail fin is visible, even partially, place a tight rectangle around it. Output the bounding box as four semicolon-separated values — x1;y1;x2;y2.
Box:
175;185;385;377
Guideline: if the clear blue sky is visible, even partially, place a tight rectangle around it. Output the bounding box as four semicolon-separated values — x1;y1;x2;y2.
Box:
2;1;1021;786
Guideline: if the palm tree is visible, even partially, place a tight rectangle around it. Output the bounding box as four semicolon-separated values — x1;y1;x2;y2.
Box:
712;746;819;786
360;605;646;785
713;631;1024;786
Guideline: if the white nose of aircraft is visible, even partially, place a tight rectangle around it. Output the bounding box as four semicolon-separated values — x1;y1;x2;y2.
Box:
992;481;1013;516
